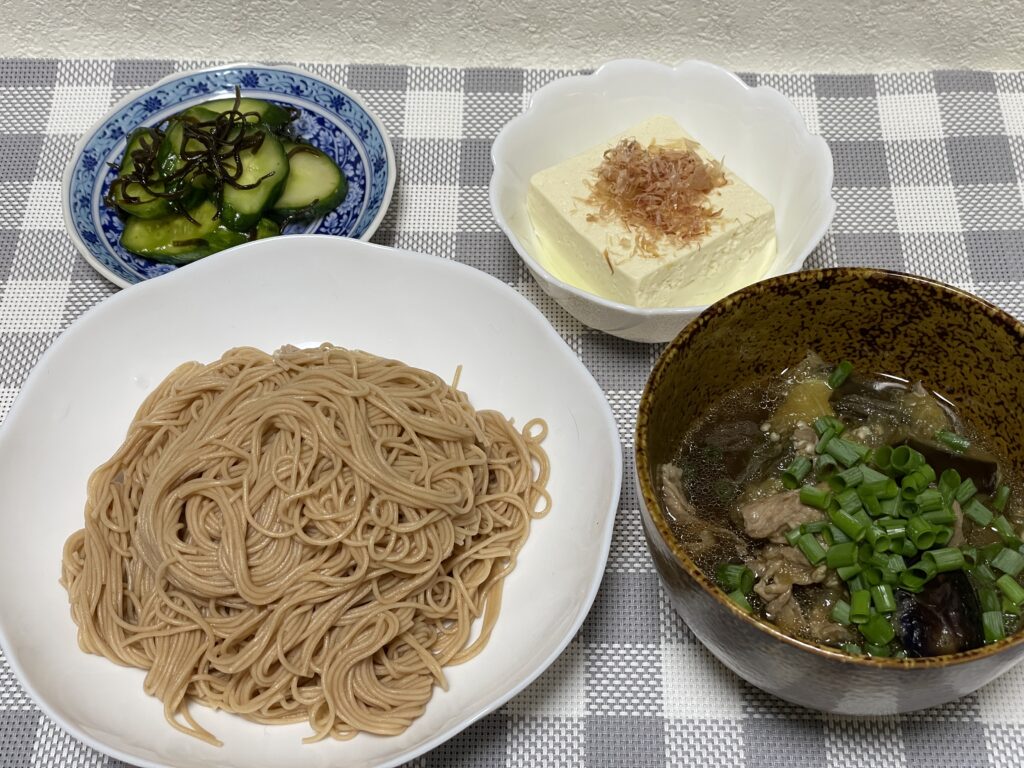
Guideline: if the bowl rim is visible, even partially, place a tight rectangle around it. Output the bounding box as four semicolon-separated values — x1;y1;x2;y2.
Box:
0;234;623;768
61;61;397;290
489;57;837;319
635;266;1024;669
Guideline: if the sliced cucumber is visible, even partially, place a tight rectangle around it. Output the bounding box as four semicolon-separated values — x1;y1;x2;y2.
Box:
271;141;348;220
109;128;176;219
255;218;280;239
120;200;248;265
157;108;219;183
219;127;290;232
186;97;292;129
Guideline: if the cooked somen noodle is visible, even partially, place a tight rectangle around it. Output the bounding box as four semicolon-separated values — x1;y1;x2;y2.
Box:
60;344;550;745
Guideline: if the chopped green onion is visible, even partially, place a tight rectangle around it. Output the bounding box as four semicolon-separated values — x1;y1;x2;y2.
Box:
828;523;851;544
983;610;1006;643
860;613;896;645
900;558;938;591
907;516;937;549
936;430;970;453
841;642;863;655
873;445;893;472
859;489;883;517
728;589;752;612
899;539;919;558
831;599;852;625
996;574;1024;607
797;533;827;565
862;566;884;586
934;526;953;547
801;520;830;535
814;415;845;436
979;587;1002;613
816;427;836;455
886;553;907;573
993;515;1021;546
896;497;916;519
859;465;890;485
879;518;908;538
1004;596;1022;616
871;584;897;614
847;574;867;593
782;456;813;489
799;485;832;510
922;547;966;573
993;485;1012;513
865;526;892;553
974;563;998;583
835;488;861;515
961;546;978;567
901;471;929;498
865;642;892;657
939;468;962;498
915;489;945;514
830;466;864;491
850;590;871;624
954;478;978;505
828;360;854;389
826;541;859;569
829;507;866;543
825;438;864;468
815;453;839;478
891;445;924;474
716;563;755;593
784;527;803;546
879;497;899;517
836;564;863;581
861;478;899;500
922;508;956;526
991;548;1024;577
853;510;873;532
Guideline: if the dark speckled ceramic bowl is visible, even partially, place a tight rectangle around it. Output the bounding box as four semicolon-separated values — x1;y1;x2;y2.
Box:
636;267;1024;714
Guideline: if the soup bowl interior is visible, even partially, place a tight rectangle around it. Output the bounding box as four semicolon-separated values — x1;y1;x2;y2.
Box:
636;267;1024;714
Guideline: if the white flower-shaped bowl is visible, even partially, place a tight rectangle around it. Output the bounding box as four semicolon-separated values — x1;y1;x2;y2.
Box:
490;59;836;343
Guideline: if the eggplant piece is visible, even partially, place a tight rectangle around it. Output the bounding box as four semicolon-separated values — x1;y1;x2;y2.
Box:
829;375;907;423
904;436;1000;494
894;572;983;657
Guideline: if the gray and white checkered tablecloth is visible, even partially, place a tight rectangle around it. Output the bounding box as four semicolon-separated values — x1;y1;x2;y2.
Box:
2;58;1024;768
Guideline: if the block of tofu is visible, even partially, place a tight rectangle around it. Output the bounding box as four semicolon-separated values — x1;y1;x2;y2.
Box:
527;115;777;308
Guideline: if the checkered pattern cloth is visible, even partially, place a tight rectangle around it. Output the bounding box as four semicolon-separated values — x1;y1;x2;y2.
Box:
1;58;1023;768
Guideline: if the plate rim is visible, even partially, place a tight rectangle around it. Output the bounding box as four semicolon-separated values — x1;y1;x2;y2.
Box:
0;235;622;768
61;62;398;290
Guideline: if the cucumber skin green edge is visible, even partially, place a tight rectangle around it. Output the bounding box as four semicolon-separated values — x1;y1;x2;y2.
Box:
120;203;281;266
219;129;290;232
271;141;349;220
109;129;177;219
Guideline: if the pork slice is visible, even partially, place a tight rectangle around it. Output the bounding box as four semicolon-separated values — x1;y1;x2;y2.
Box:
660;465;746;558
747;543;830;637
741;490;824;543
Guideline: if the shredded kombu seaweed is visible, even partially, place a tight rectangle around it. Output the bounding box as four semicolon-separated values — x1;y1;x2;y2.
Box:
585;137;728;257
104;87;295;223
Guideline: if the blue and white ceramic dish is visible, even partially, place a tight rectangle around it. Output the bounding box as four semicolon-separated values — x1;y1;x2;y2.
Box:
63;63;396;288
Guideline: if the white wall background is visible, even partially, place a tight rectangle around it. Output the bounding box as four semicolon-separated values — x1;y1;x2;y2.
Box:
7;0;1023;70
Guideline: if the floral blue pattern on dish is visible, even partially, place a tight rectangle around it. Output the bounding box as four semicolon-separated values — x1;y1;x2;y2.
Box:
66;64;393;286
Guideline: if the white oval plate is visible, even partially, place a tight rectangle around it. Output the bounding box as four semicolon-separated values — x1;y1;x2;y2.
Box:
0;236;621;768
